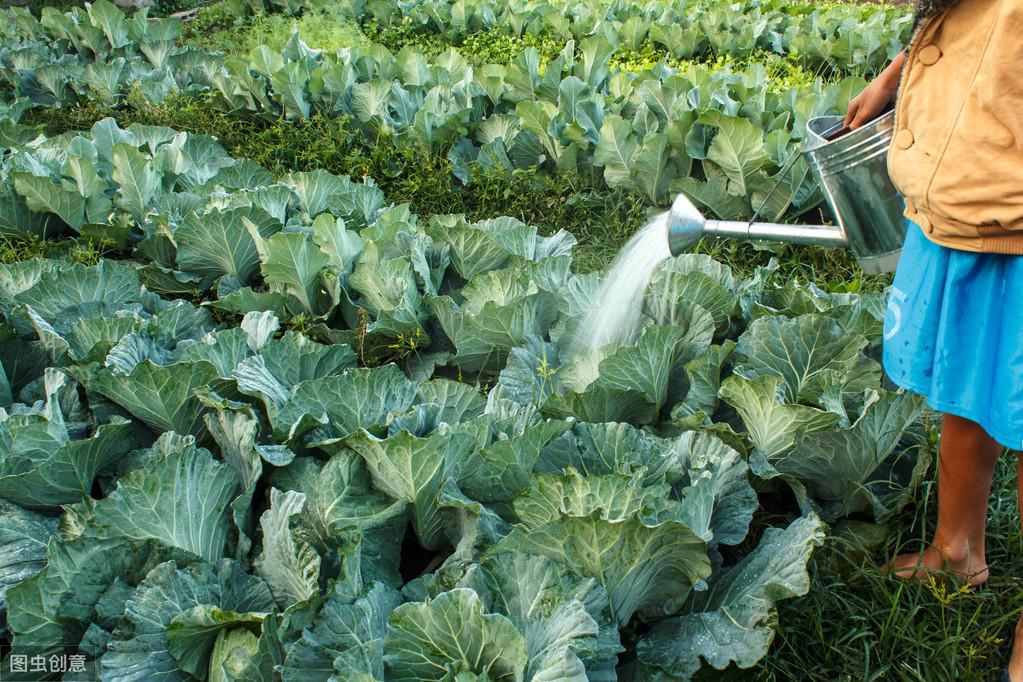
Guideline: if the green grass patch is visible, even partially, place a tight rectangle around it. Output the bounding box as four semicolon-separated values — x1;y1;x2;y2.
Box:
152;0;215;16
179;0;249;52
737;447;1023;682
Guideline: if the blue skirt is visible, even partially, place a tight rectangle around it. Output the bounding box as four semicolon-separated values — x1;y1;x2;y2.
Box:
883;221;1023;450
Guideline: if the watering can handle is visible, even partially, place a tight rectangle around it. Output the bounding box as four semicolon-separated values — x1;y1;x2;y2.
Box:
817;120;846;139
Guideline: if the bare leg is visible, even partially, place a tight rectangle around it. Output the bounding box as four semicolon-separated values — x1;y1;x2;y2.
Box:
1006;452;1023;682
885;413;1002;586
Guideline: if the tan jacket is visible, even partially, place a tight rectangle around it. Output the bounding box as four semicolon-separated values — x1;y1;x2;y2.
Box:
887;0;1023;253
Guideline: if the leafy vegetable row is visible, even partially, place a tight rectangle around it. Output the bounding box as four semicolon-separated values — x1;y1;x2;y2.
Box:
181;0;911;77
0;117;927;679
2;1;873;221
351;0;912;76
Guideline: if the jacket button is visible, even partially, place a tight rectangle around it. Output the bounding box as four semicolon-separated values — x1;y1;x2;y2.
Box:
918;44;942;65
894;129;915;149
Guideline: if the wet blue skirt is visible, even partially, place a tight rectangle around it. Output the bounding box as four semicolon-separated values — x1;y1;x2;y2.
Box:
883;221;1023;450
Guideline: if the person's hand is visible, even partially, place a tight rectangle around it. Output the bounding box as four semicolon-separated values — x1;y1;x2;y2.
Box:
845;80;898;129
844;51;907;129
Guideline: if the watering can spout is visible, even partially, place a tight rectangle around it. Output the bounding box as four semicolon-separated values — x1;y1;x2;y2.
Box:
666;193;708;257
666;193;848;257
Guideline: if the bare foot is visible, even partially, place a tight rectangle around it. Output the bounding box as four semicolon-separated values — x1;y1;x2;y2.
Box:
881;545;989;587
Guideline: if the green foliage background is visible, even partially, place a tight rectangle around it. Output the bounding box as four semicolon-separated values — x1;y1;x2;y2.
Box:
1;0;1021;680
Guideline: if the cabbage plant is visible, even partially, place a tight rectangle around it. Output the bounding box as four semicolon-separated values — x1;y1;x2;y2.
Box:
0;117;927;681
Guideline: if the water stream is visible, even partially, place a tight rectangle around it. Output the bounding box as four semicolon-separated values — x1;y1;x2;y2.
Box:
569;211;672;354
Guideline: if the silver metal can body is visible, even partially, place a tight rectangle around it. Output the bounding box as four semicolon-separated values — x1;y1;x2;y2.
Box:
803;111;906;274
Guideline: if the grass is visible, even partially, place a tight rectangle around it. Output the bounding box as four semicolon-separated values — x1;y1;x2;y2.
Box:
734;445;1023;682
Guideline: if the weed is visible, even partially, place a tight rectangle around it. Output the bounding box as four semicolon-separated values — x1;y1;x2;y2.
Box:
386;327;424;360
0;234;51;264
362;16;450;57
153;0;211;16
0;233;111;265
179;0;245;50
284;312;313;336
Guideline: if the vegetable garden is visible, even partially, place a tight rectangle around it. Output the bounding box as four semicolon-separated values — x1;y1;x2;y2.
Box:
0;0;1020;679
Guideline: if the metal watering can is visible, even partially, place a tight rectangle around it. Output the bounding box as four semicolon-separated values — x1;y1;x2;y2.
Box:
666;110;906;274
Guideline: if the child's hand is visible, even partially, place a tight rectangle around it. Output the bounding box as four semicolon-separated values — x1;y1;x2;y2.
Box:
845;51;907;129
845;81;898;129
